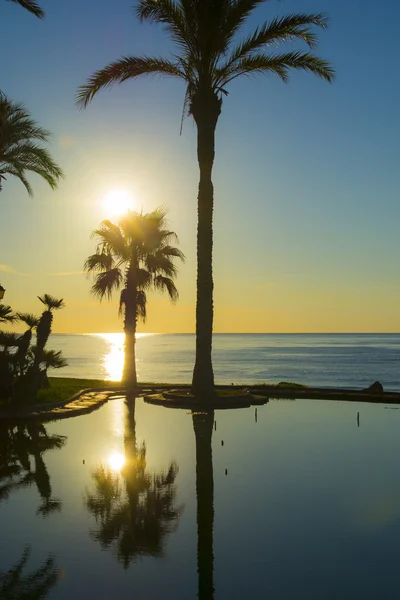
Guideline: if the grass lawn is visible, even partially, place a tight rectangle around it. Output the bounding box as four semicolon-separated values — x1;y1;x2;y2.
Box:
41;378;305;404
36;377;118;404
0;377;307;411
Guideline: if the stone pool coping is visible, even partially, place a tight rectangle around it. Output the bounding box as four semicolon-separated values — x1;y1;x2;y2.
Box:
143;385;400;410
0;387;125;422
1;384;400;421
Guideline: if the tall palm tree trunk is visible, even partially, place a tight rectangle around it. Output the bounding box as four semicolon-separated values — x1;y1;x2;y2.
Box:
192;90;221;396
192;410;215;600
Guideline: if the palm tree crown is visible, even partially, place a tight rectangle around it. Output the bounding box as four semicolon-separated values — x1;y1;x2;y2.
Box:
6;0;45;18
38;294;65;311
85;208;184;308
0;93;63;196
77;1;334;109
84;207;184;386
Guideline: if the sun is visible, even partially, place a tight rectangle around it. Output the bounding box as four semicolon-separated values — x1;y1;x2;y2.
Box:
103;189;135;216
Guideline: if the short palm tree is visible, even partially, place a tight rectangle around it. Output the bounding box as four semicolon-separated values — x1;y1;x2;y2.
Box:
14;312;39;376
5;0;44;18
77;0;334;396
25;294;65;393
84;208;184;387
33;295;65;370
0;92;63;196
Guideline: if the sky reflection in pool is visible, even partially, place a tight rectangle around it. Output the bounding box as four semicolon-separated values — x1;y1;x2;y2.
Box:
1;397;400;599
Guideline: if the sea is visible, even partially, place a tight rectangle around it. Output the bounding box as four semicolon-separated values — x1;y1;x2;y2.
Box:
49;333;400;391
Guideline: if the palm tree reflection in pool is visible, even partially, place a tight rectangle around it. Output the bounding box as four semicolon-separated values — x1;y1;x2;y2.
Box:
0;546;59;599
85;396;181;568
192;409;215;600
0;422;66;516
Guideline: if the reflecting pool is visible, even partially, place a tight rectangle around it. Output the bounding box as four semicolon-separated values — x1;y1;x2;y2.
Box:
1;397;400;599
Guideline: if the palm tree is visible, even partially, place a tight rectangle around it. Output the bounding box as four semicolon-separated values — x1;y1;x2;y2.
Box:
84;208;184;388
25;294;65;393
33;295;64;368
0;92;63;196
0;330;19;401
14;312;39;376
5;0;44;18
77;0;334;396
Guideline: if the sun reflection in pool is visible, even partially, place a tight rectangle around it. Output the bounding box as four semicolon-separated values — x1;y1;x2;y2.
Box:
108;452;125;472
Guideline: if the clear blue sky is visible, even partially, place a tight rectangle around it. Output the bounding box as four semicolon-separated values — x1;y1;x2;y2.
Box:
1;0;399;332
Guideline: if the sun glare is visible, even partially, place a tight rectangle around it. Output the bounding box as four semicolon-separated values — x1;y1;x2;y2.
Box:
108;452;125;472
97;333;153;382
103;189;135;216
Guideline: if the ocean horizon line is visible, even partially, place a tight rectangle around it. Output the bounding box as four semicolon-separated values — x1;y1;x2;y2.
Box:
51;331;400;336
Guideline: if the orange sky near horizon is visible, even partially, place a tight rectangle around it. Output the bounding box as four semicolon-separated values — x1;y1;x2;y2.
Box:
3;269;399;334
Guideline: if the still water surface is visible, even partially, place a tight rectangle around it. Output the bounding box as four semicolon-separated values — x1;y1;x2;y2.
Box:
1;397;400;599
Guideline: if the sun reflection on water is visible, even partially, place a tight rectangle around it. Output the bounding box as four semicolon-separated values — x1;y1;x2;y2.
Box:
95;333;151;381
107;452;126;472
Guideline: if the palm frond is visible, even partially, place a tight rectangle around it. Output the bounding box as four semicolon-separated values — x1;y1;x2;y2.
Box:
77;56;186;108
7;0;44;18
136;268;152;289
0;304;17;323
221;51;335;85
91;269;123;301
84;251;114;273
1;167;34;196
16;312;39;329
153;275;179;302
222;0;268;47
91;221;128;260
0;95;50;143
136;290;147;322
38;294;65;311
146;252;178;278
136;0;194;58
0;331;20;347
118;288;127;318
216;13;329;85
2;142;63;190
159;245;185;261
40;349;68;370
0;93;63;195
